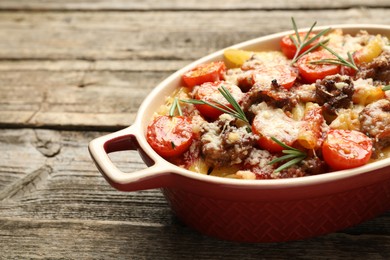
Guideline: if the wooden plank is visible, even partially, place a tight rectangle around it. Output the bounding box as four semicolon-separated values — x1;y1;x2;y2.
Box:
1;128;389;226
0;0;388;11
0;129;390;259
0;129;169;223
0;9;389;61
0;60;188;72
1;217;390;259
1;9;390;129
0;69;171;129
1;2;390;259
0;129;48;191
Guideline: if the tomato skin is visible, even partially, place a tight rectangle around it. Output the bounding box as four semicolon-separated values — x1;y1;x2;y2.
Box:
256;135;286;153
251;104;299;153
182;61;226;88
297;51;341;83
194;81;244;120
146;115;194;158
280;33;319;59
340;65;357;77
322;129;373;171
252;64;297;90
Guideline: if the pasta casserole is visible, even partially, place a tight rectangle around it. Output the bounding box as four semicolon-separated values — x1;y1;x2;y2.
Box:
146;21;390;179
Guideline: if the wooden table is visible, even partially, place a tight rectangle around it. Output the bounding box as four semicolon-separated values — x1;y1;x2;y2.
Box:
1;1;390;258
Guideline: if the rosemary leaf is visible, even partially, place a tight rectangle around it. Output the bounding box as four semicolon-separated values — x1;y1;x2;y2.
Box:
218;86;249;124
169;97;183;117
181;87;250;126
269;153;300;165
292;38;329;63
290;17;331;64
169;98;176;117
291;17;301;45
268;137;307;173
181;98;237;116
313;43;359;71
281;150;305;155
271;137;303;153
273;155;306;173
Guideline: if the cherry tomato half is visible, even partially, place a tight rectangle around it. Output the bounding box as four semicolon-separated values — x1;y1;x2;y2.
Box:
322;129;373;171
182;61;226;88
146;115;194;158
252;64;297;90
340;65;357;77
194;81;244;120
280;32;319;59
252;105;299;152
255;135;287;153
297;51;341;83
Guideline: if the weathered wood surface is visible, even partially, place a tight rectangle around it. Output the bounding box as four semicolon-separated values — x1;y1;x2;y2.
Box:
0;0;389;10
1;8;390;130
1;1;390;259
1;129;390;259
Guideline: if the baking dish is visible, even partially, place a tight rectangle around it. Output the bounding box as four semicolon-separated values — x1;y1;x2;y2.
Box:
89;24;390;242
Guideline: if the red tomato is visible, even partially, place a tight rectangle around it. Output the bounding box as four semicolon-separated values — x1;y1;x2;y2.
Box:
340;65;357;77
322;129;373;171
182;61;226;88
255;135;287;153
194;81;244;120
252;64;297;90
280;32;319;59
146;115;194;158
297;51;341;83
252;104;299;153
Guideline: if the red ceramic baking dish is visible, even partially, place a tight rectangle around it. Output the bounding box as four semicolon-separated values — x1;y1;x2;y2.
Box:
89;24;390;243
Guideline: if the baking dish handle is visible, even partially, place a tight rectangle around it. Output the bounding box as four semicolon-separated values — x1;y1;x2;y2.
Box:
88;125;173;191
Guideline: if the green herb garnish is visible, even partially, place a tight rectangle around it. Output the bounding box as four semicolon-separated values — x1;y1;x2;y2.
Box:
181;86;251;131
218;86;249;125
290;17;331;64
310;43;359;71
169;97;183;117
383;85;390;91
268;137;307;173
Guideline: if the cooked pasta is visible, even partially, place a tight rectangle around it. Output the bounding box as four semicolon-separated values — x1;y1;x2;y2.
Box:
146;26;390;179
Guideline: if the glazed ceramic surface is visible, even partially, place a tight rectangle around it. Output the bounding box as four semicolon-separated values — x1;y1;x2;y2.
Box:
89;24;390;242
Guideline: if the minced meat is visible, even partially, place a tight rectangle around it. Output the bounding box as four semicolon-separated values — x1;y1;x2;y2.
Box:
355;51;390;84
200;114;258;167
359;99;390;156
315;74;354;114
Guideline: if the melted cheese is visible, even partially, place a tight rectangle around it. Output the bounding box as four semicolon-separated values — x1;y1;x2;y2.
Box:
251;102;301;142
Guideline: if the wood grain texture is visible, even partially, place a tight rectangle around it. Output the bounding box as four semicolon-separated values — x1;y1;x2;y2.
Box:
1;129;390;259
1;1;390;258
0;9;389;61
1;9;390;129
1;217;390;259
0;0;389;11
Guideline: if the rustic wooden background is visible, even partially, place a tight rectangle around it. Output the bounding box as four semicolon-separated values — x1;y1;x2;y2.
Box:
1;1;390;258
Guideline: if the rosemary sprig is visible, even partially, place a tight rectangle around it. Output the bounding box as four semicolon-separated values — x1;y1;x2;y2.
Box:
181;86;250;129
310;43;359;71
268;137;307;173
290;17;331;64
169;97;183;117
218;86;249;124
383;85;390;91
